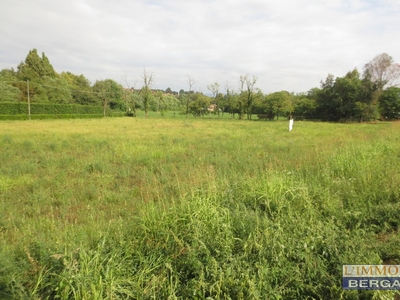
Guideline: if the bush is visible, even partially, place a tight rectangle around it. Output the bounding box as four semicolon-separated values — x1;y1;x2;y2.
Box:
0;114;107;120
0;102;125;120
0;102;27;114
0;103;105;115
125;111;136;117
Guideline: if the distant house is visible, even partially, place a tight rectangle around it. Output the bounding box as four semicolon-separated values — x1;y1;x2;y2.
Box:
208;104;218;112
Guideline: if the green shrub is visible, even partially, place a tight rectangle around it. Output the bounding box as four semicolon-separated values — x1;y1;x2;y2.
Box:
0;114;106;120
0;102;28;114
0;102;105;115
0;103;125;120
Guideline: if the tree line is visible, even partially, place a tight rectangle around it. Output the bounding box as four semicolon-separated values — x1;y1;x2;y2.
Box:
1;49;400;121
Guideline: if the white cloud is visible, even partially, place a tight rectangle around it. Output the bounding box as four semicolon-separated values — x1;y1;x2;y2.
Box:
1;0;399;93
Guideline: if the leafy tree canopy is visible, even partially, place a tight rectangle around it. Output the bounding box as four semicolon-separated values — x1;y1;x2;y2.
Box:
379;87;400;120
363;53;400;92
0;80;21;102
93;79;124;110
17;49;56;81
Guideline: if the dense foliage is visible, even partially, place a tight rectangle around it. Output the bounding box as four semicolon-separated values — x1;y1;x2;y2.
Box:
0;102;105;115
1;50;400;121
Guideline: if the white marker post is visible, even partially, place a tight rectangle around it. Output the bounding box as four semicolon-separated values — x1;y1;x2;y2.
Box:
289;116;294;131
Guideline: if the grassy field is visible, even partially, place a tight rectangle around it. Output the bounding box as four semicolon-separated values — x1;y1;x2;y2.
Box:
1;116;400;299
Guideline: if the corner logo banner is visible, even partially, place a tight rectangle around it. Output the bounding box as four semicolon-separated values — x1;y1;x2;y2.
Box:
343;265;400;290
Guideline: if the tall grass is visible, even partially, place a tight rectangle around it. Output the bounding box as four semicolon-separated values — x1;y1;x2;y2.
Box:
0;117;399;299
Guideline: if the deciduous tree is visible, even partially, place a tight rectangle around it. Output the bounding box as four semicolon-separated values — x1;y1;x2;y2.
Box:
239;75;258;119
186;76;195;118
379;87;400;120
42;76;72;104
0;70;21;102
223;83;236;118
207;82;222;117
188;92;211;117
292;93;316;120
121;75;137;116
61;72;97;105
363;53;400;92
0;79;21;102
141;69;154;118
93;79;123;117
263;91;293;120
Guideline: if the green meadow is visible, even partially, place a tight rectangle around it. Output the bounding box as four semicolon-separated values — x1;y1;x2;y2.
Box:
1;116;400;299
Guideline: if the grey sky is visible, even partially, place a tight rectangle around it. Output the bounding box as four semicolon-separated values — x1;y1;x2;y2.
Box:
1;0;399;93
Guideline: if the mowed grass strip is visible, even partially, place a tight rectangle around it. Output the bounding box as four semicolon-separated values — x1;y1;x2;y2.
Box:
0;117;399;299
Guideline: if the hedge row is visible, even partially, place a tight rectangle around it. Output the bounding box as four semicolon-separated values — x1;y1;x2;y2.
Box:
0;114;103;120
0;112;126;121
0;102;105;115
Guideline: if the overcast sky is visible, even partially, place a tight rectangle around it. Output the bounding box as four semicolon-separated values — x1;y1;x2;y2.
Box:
1;0;399;94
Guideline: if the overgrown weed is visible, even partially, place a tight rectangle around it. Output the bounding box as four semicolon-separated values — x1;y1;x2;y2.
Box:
0;118;399;299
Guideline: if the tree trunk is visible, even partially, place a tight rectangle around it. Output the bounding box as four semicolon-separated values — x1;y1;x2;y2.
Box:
103;100;107;117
